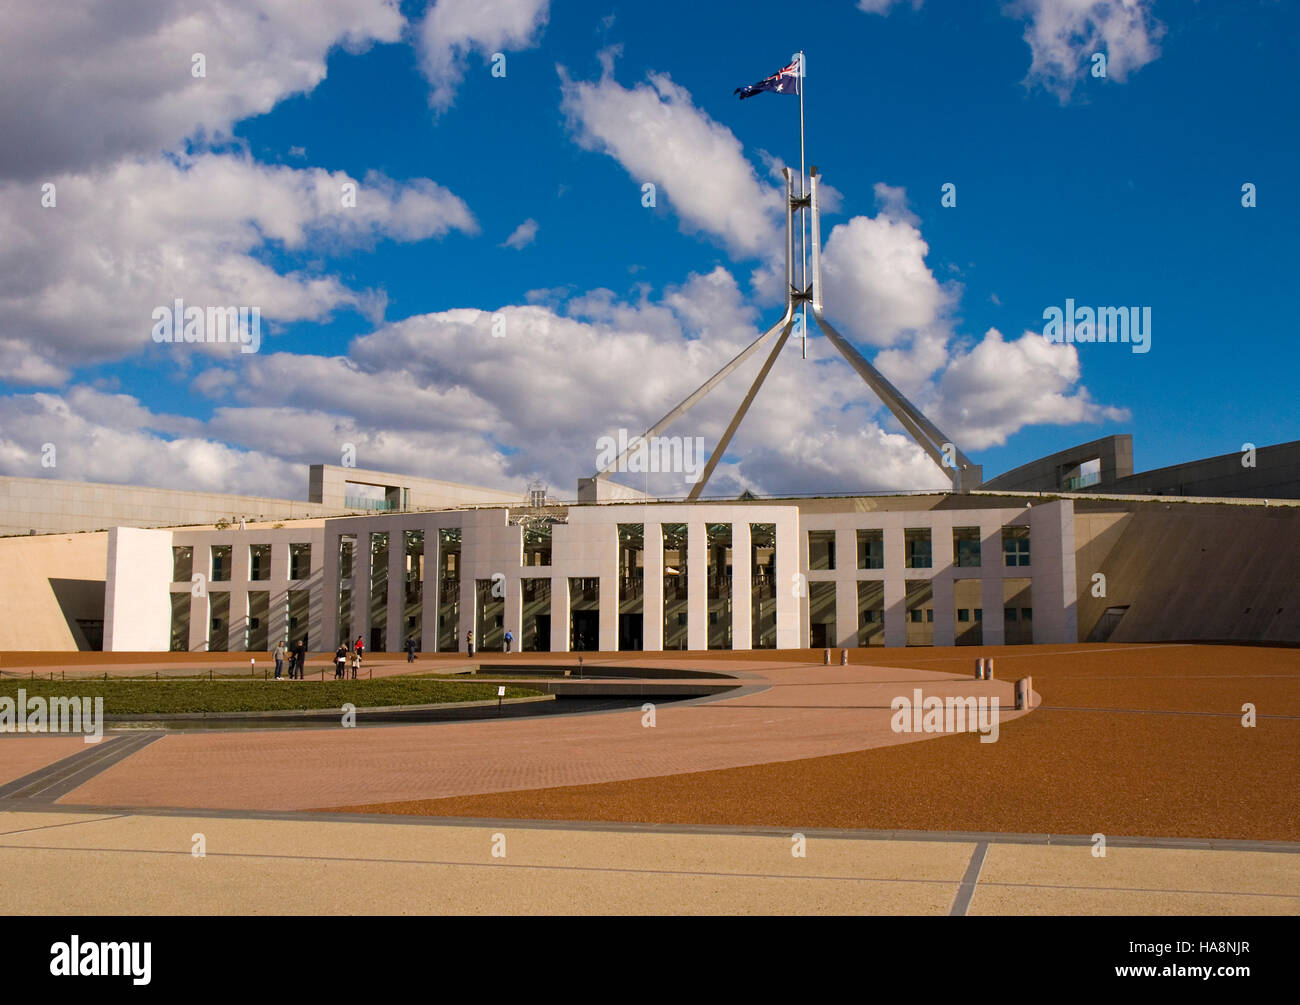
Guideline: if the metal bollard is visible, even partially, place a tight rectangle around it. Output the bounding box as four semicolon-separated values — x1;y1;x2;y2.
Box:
975;657;985;679
823;648;830;665
840;648;848;665
986;657;995;679
1015;676;1032;710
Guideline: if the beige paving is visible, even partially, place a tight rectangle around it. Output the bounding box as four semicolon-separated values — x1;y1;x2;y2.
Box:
970;842;1300;916
0;810;1290;916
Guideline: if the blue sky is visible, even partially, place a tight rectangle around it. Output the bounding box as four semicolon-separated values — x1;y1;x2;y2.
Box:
0;0;1296;500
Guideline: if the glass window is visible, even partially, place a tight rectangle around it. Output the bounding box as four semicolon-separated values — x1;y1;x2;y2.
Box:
905;529;932;569
290;543;311;580
172;546;192;582
808;530;836;571
857;529;883;570
210;545;231;582
1002;526;1031;567
249;543;271;581
953;528;981;568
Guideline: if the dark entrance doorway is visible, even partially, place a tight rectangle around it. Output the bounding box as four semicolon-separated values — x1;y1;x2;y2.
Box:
618;613;643;651
532;614;551;652
571;611;600;651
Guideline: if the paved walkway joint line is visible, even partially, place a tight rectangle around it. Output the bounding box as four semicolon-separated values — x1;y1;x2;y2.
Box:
949;841;988;916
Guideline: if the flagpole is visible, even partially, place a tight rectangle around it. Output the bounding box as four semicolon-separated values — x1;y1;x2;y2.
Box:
798;50;807;360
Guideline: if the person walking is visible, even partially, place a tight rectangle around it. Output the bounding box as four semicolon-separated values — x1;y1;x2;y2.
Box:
406;638;416;663
503;630;513;654
466;630;475;659
293;639;306;680
350;650;361;680
273;640;286;679
354;636;365;661
334;644;348;680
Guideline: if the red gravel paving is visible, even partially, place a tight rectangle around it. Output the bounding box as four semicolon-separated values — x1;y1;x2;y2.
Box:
336;644;1300;842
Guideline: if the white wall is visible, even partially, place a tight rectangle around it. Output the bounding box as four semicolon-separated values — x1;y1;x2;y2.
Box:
104;527;174;651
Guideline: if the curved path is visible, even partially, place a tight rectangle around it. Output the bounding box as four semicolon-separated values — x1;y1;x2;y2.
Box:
2;658;1026;812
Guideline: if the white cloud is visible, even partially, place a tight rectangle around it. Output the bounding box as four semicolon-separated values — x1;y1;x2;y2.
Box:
0;153;476;382
819;212;951;348
418;0;550;112
501;218;539;249
935;328;1130;449
3;275;1130;500
561;66;782;258
0;0;405;180
0;386;299;499
1005;0;1165;102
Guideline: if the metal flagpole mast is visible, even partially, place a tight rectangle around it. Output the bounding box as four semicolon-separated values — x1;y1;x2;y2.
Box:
798;50;807;359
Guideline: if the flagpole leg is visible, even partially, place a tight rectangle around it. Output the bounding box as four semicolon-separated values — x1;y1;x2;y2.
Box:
798;50;807;360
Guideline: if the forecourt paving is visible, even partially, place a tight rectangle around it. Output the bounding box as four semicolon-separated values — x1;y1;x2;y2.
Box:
0;809;1294;915
15;659;1027;812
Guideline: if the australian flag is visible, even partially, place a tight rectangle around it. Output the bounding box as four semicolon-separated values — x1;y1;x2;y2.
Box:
735;60;801;100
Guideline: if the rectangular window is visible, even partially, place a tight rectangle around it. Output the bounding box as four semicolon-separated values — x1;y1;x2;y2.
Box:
808;530;836;571
706;523;732;650
953;527;981;568
172;546;192;583
170;593;190;652
290;543;311;580
905;579;933;646
210;545;231;583
751;523;776;650
249;543;271;581
857;529;884;570
905;529;932;569
521;577;551;652
1003;526;1031;567
663;523;688;650
808;581;836;647
524;522;553;566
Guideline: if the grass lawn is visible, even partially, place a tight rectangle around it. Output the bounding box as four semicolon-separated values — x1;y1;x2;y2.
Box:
0;678;543;716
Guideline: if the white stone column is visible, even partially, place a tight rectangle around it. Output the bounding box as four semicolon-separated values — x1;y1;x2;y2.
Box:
774;513;800;649
687;520;707;651
731;521;752;651
643;522;664;651
980;516;1007;645
1031;500;1077;643
931;516;956;647
320;528;340;650
550;574;570;652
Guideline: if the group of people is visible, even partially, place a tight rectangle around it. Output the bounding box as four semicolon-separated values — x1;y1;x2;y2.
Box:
272;639;308;680
464;630;513;657
334;637;366;679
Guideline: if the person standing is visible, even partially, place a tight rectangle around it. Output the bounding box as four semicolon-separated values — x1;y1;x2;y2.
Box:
466;630;475;659
503;630;513;654
354;636;365;660
406;638;416;663
334;643;348;680
293;639;306;680
273;640;286;679
351;650;361;680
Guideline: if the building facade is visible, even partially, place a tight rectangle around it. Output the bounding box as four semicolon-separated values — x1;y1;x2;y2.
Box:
103;498;1078;653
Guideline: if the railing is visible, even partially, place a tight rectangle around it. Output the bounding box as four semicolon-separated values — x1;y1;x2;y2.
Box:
345;496;397;512
1064;471;1102;491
